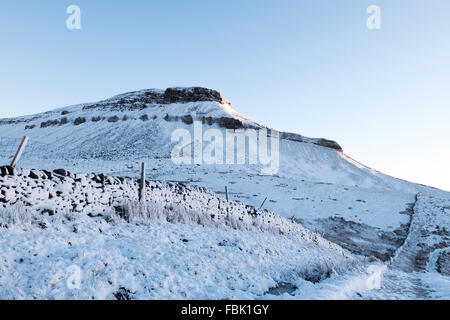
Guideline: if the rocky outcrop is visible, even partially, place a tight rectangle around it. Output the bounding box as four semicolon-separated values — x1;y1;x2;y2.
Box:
314;139;343;152
162;114;245;130
163;87;223;104
437;251;450;276
280;132;303;143
74;117;86;126
280;132;343;152
83;87;226;111
2;87;344;153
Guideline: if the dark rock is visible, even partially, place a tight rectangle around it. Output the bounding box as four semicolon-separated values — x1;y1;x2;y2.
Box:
113;287;134;300
139;114;149;121
280;132;303;143
5;166;14;176
61;110;70;115
202;116;214;125
163;87;223;104
0;167;8;177
59;117;69;125
437;251;450;276
43;170;53;179
92;175;102;184
280;132;343;151
53;169;68;176
181;115;193;125
107;116;119;123
91;116;102;122
163;114;179;122
29;170;40;179
314;139;343;152
217;117;243;129
25;124;36;130
98;174;106;183
265;282;298;296
41;209;55;216
88;212;103;218
83;87;225;111
74;117;86;126
40;119;59;128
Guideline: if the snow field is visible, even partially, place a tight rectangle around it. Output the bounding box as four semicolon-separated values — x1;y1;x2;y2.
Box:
0;206;357;300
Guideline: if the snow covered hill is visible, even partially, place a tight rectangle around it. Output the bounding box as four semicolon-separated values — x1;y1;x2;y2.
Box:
0;87;448;299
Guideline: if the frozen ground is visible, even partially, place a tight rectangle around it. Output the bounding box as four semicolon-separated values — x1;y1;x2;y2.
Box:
0;207;356;300
1;197;447;300
0;87;448;299
289;193;450;300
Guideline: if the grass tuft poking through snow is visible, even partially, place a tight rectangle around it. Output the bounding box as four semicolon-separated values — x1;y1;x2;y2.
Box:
0;201;357;300
0;204;32;227
112;200;343;249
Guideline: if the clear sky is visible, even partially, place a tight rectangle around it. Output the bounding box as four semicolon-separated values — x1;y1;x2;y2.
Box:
1;0;449;191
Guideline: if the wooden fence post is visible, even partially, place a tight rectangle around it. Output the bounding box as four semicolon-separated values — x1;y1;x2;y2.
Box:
10;136;29;167
225;186;229;201
139;162;146;202
259;197;268;210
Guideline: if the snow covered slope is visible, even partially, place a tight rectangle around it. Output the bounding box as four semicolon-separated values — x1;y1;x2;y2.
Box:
0;165;359;300
0;87;449;263
0;208;357;300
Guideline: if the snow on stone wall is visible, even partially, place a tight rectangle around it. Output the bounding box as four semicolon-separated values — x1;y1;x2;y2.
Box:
0;165;349;254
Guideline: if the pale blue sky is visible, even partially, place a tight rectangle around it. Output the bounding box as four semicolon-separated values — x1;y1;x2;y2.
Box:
0;1;449;190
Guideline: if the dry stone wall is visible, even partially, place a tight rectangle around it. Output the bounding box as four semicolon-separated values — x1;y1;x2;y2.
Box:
0;165;332;246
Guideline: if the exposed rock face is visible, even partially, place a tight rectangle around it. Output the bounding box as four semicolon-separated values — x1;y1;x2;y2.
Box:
83;87;225;111
314;139;343;152
74;117;86;126
281;132;342;152
280;132;303;143
181;115;193;125
1;86;344;152
162;114;245;130
216;117;244;130
163;87;224;104
53;168;68;176
437;251;450;276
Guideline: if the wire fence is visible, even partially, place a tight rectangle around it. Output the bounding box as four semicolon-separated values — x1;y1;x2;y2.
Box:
0;135;259;205
0;134;253;189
